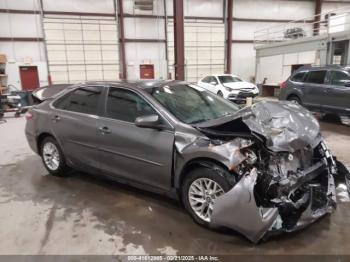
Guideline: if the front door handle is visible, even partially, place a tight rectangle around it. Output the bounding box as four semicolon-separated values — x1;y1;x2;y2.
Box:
98;126;111;134
52;115;60;122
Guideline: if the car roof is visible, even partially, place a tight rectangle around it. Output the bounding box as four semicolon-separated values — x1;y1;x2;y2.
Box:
82;80;187;89
201;74;239;78
295;65;350;73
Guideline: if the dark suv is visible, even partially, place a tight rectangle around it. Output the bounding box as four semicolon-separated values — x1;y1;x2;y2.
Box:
279;66;350;116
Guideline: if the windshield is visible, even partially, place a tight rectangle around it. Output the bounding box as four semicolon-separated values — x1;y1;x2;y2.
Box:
218;75;242;84
151;85;239;124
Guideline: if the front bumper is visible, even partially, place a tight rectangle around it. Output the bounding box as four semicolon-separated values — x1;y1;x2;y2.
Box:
227;91;258;103
210;153;339;243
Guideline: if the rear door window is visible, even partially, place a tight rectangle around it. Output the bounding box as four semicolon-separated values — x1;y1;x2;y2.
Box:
305;70;327;84
291;71;306;82
330;71;350;86
54;86;103;115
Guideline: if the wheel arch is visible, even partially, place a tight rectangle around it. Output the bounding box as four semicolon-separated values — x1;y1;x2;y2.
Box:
36;132;56;156
286;93;301;101
175;157;237;194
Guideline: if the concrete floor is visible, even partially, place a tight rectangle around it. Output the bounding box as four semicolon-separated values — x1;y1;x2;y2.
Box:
0;115;349;255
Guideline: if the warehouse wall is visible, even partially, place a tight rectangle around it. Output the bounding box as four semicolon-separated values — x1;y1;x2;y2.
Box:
0;0;349;89
231;0;316;82
0;0;48;89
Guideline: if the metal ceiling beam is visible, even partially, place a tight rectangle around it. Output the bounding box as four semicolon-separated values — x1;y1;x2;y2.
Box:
116;0;127;80
225;0;233;74
173;0;185;80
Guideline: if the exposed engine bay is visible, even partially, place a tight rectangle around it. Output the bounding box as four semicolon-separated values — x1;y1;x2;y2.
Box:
182;101;349;243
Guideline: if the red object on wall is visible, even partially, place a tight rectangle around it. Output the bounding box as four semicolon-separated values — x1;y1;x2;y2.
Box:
19;66;40;91
140;64;154;79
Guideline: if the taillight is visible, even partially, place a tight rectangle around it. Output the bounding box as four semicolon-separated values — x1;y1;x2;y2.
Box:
25;112;33;120
280;81;287;89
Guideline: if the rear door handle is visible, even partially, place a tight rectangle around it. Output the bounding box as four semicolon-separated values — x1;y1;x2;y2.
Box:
98;126;111;134
52;115;60;122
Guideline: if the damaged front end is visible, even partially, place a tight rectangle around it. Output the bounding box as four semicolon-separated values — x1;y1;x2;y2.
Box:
193;101;346;243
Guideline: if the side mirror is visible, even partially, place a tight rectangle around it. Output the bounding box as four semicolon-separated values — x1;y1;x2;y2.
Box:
135;114;161;129
210;81;217;86
344;81;350;87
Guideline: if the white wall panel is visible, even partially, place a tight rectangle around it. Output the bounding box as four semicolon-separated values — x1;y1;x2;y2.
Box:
232;43;256;82
185;0;223;18
42;0;114;13
0;0;40;10
233;0;314;20
124;18;165;39
0;14;42;38
321;2;350;14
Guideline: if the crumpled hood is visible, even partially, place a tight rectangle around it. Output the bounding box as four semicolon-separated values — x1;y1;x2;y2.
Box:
237;101;321;152
196;100;322;153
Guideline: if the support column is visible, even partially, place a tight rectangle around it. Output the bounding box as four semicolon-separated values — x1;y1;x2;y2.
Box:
39;0;52;85
225;0;233;74
173;0;185;80
313;0;322;36
116;0;127;80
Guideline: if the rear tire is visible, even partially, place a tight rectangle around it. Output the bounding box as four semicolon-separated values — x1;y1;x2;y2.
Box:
287;95;302;105
40;136;69;177
182;165;234;228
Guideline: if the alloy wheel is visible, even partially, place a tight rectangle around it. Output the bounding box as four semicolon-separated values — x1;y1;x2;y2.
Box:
188;178;225;222
43;142;60;171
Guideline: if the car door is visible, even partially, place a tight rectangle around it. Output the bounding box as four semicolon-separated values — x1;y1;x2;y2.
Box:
97;86;175;191
51;85;104;171
325;70;350;114
302;69;328;110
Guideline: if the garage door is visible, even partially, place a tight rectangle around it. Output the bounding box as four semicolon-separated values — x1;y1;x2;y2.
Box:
43;15;120;84
167;19;225;82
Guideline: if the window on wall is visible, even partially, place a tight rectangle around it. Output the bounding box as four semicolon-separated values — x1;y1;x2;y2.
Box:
106;88;157;122
305;70;327;84
54;86;102;115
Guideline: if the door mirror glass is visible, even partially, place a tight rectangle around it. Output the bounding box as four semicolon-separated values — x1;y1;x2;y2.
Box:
135;114;161;129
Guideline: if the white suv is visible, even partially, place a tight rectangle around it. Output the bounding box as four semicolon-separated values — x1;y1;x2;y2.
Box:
197;74;259;102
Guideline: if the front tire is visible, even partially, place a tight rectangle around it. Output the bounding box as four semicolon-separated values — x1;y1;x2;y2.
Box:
40;137;69;176
182;166;233;228
217;90;223;97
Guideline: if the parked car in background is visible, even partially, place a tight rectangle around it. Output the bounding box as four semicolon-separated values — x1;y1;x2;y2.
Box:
25;80;348;243
279;65;350;116
197;74;259;103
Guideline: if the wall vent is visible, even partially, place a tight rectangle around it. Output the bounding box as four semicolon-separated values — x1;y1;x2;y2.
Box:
134;0;154;11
